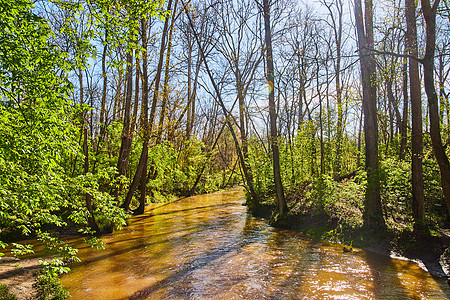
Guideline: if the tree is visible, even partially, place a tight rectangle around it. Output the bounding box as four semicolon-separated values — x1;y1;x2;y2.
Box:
181;0;259;206
115;21;136;204
123;0;174;213
405;0;425;227
354;0;385;229
0;0;126;261
214;0;264;166
321;0;345;177
421;0;450;216
156;0;179;144
262;0;287;216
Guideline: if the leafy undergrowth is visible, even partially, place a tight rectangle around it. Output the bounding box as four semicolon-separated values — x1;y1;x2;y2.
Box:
252;172;450;261
0;283;17;300
34;262;70;300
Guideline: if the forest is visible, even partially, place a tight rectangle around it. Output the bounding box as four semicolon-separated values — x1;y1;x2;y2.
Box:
1;0;450;298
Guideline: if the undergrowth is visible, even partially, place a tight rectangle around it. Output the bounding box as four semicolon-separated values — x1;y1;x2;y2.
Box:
0;284;17;300
34;259;70;300
259;159;448;252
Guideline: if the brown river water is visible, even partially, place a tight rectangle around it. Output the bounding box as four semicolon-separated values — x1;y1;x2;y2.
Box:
60;187;450;299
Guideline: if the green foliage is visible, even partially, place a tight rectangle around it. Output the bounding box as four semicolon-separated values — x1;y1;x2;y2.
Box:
0;0;77;246
422;151;446;221
10;243;34;258
37;232;80;263
83;236;105;250
35;260;70;300
39;259;70;277
380;157;413;228
149;142;190;195
248;117;362;206
248;138;273;202
35;273;69;300
64;169;128;231
248;119;360;205
48;0;167;70
0;284;17;300
380;154;445;230
308;174;365;230
142;138;228;200
288;121;320;182
0;0;126;260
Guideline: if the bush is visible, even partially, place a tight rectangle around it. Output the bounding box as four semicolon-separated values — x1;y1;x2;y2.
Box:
35;273;69;300
380;157;413;229
309;174;365;230
0;284;17;300
34;259;70;300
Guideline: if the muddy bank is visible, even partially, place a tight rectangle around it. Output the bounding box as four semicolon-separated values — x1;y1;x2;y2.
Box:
0;257;47;299
362;231;450;280
252;204;450;281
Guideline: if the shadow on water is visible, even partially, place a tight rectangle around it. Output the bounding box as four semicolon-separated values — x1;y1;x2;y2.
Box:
125;216;266;299
60;188;450;299
75;211;241;267
76;229;191;267
266;235;317;299
133;202;238;221
363;250;412;299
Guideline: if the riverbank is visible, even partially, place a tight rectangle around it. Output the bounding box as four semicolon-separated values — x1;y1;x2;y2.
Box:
0;257;44;299
3;186;449;298
287;214;450;280
252;200;450;281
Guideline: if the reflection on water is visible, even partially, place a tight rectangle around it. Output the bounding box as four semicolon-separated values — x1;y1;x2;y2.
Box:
61;187;450;299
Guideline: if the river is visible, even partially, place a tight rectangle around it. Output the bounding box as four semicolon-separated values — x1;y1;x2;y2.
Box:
61;187;450;299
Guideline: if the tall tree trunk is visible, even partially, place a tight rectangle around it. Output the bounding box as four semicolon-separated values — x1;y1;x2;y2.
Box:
157;0;178;144
133;18;152;215
437;45;450;146
237;77;249;161
335;48;343;177
438;45;446;124
421;0;450;216
113;67;123;121
386;73;402;138
186;25;193;140
324;0;344;177
297;59;305;129
354;0;385;229
399;57;408;160
123;2;173;213
236;74;254;189
318;63;325;175
115;35;135;204
263;0;287;217
131;58;140;138
357;102;363;168
99;28;108;147
406;0;425;226
79;68;99;232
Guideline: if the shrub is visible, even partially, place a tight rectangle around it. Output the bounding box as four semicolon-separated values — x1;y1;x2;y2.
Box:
35;273;69;300
0;284;17;300
310;174;365;230
34;259;70;300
